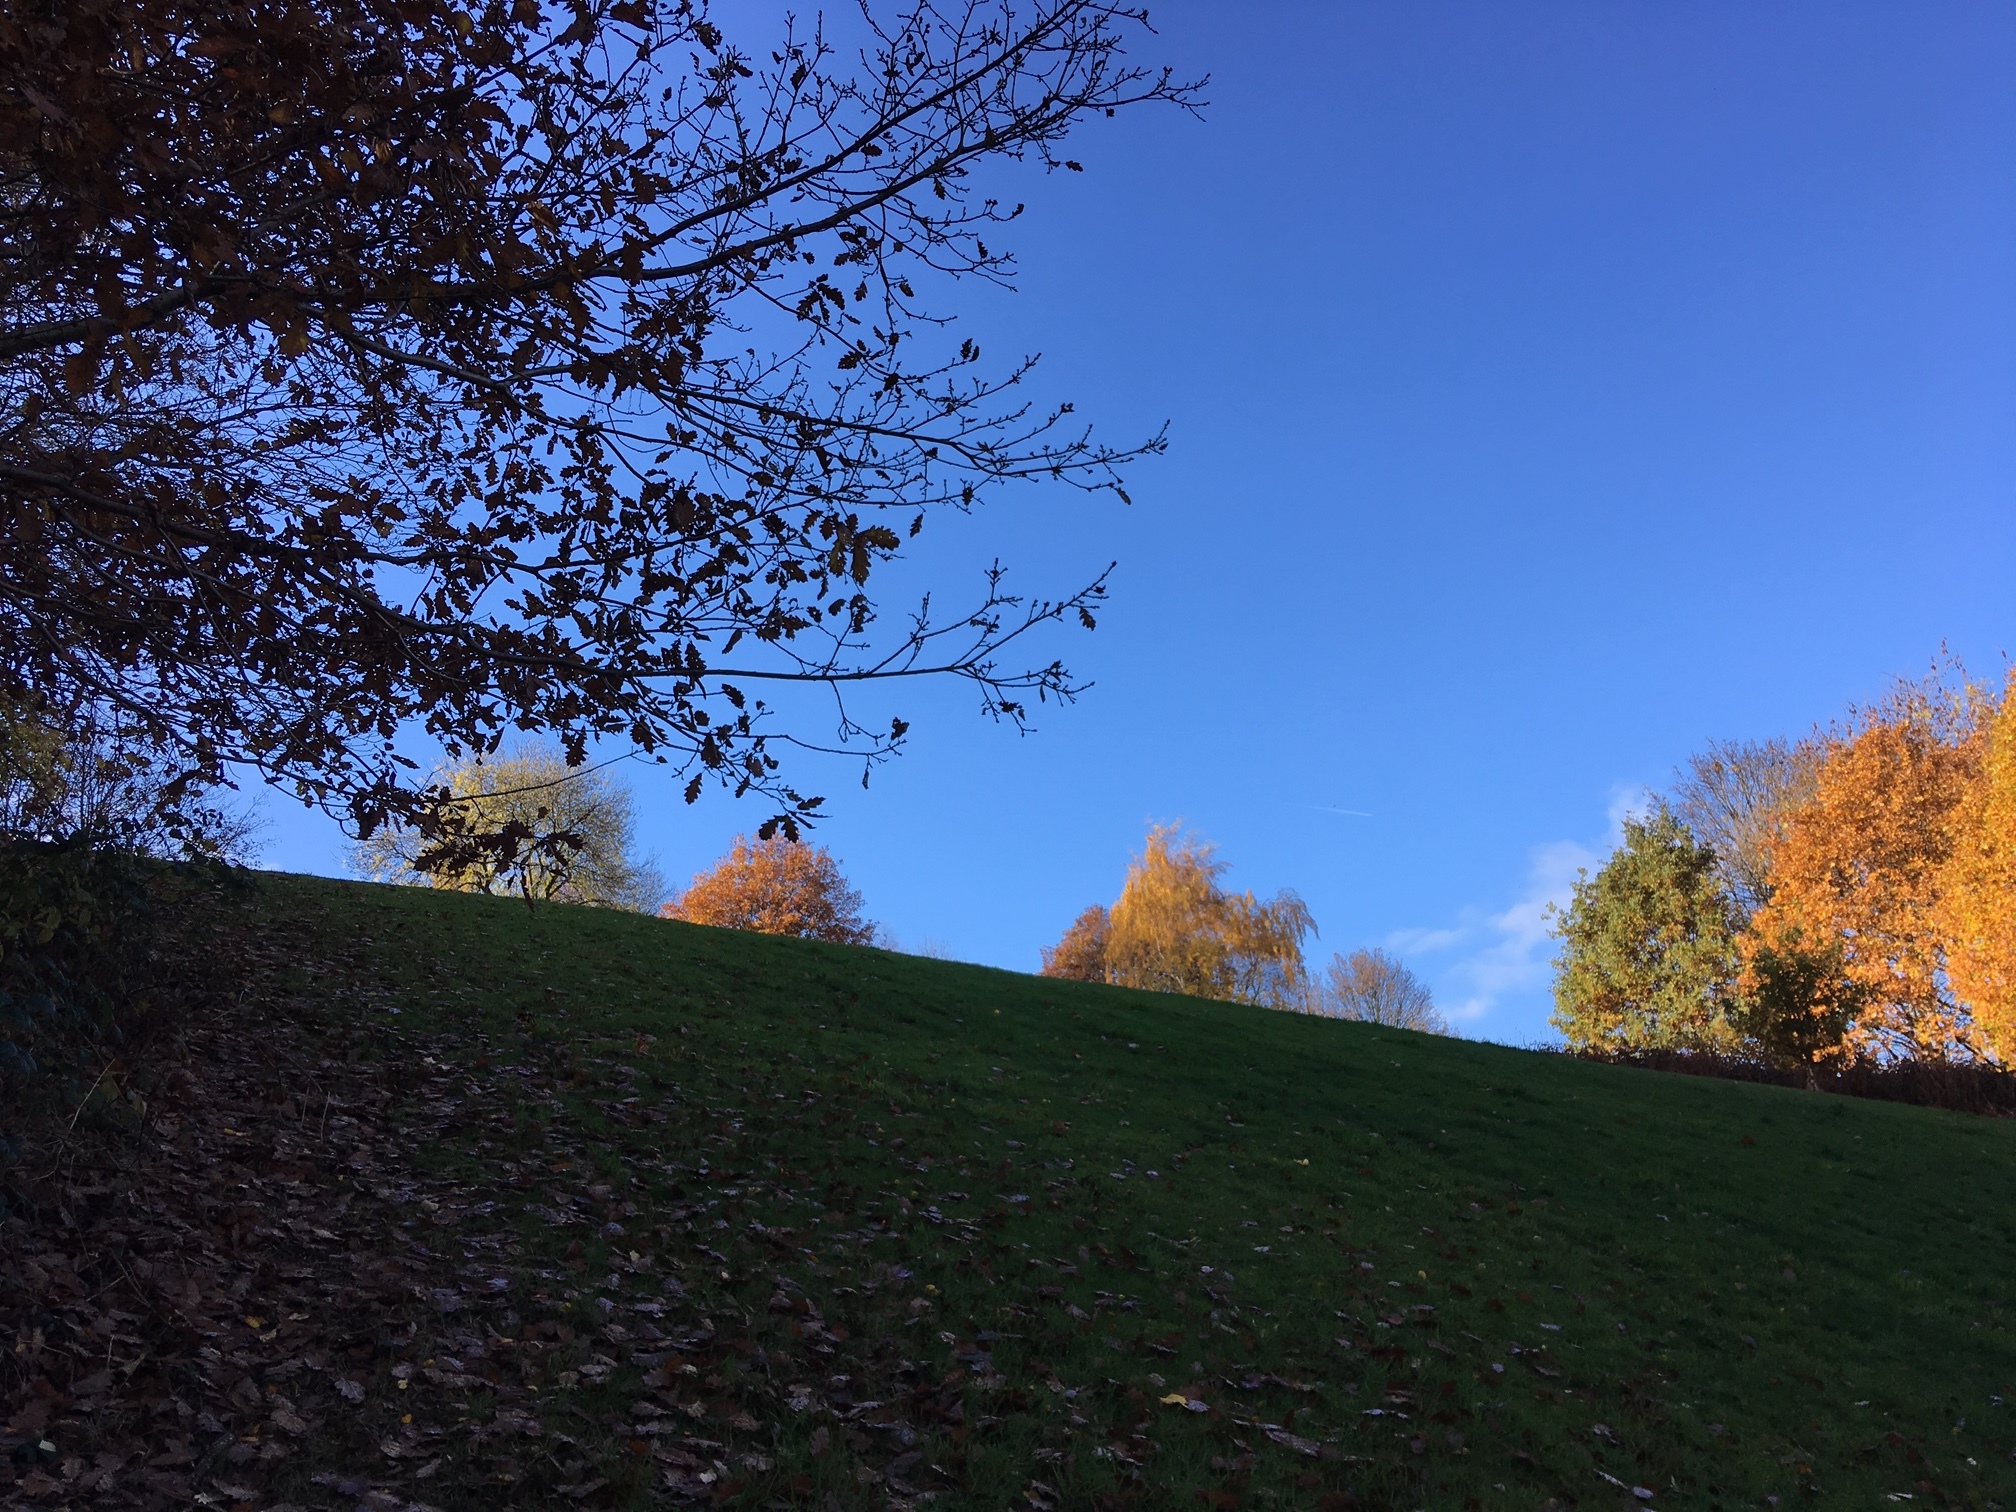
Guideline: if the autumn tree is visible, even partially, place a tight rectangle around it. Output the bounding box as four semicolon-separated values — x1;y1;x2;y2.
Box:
1039;903;1111;982
0;0;1198;886
662;835;874;945
355;744;662;909
1549;812;1744;1053
1093;825;1313;1007
1311;948;1446;1033
1747;678;1986;1062
1936;672;2016;1059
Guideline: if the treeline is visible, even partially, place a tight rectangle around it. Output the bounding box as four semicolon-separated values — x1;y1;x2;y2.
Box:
355;744;879;945
356;747;1447;1027
1040;825;1448;1031
1552;664;2016;1072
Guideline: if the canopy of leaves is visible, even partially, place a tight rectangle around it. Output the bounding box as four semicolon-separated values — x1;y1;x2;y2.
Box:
0;0;1197;874
1310;947;1446;1033
1936;671;2016;1058
1549;811;1744;1054
662;834;873;945
1101;825;1312;1008
1747;679;1985;1064
1037;902;1110;982
355;743;662;909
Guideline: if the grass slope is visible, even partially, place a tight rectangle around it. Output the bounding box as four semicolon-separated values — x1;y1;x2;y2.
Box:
246;876;2015;1509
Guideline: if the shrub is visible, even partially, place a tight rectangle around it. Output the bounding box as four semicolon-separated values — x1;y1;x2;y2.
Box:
1564;1045;2016;1118
0;699;244;1186
0;694;257;860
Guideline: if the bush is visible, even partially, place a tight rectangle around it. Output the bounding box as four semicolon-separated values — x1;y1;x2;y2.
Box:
0;695;258;860
0;840;146;1144
0;700;245;1188
1564;1045;2016;1118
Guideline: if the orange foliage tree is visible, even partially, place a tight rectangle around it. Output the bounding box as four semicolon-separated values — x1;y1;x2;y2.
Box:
661;837;875;946
1039;905;1112;982
1746;682;1986;1062
1935;672;2016;1059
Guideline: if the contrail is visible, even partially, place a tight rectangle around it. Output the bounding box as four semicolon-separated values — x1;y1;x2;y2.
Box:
1299;804;1374;818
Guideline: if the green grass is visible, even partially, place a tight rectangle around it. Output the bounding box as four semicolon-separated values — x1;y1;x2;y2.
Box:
249;872;2016;1510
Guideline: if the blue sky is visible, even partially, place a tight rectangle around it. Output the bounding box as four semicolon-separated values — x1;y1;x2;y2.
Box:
253;1;2016;1046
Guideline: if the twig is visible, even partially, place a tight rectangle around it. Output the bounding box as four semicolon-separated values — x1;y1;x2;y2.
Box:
51;1059;119;1156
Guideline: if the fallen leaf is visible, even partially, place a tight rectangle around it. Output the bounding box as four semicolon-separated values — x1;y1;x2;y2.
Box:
1262;1425;1320;1457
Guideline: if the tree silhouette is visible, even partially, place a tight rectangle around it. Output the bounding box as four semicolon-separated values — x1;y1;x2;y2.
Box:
0;0;1198;884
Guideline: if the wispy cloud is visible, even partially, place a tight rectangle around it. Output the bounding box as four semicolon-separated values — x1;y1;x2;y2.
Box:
1606;783;1655;833
1385;785;1649;1043
1385;924;1466;954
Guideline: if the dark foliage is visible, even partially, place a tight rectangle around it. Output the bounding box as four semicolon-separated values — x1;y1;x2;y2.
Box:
1568;1045;2016;1118
0;843;149;1162
0;843;237;1199
1;0;1196;875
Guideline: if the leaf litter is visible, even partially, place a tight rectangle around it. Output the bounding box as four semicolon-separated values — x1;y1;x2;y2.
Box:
4;893;1373;1509
0;909;883;1509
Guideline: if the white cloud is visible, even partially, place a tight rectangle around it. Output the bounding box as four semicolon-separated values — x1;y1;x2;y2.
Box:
1382;785;1649;1042
1383;924;1466;955
1607;783;1655;833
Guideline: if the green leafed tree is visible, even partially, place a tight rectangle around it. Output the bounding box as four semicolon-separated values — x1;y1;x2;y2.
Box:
1736;929;1865;1072
354;744;662;910
1549;811;1744;1052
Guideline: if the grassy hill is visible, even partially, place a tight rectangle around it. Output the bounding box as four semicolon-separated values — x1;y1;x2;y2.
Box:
9;872;2014;1511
